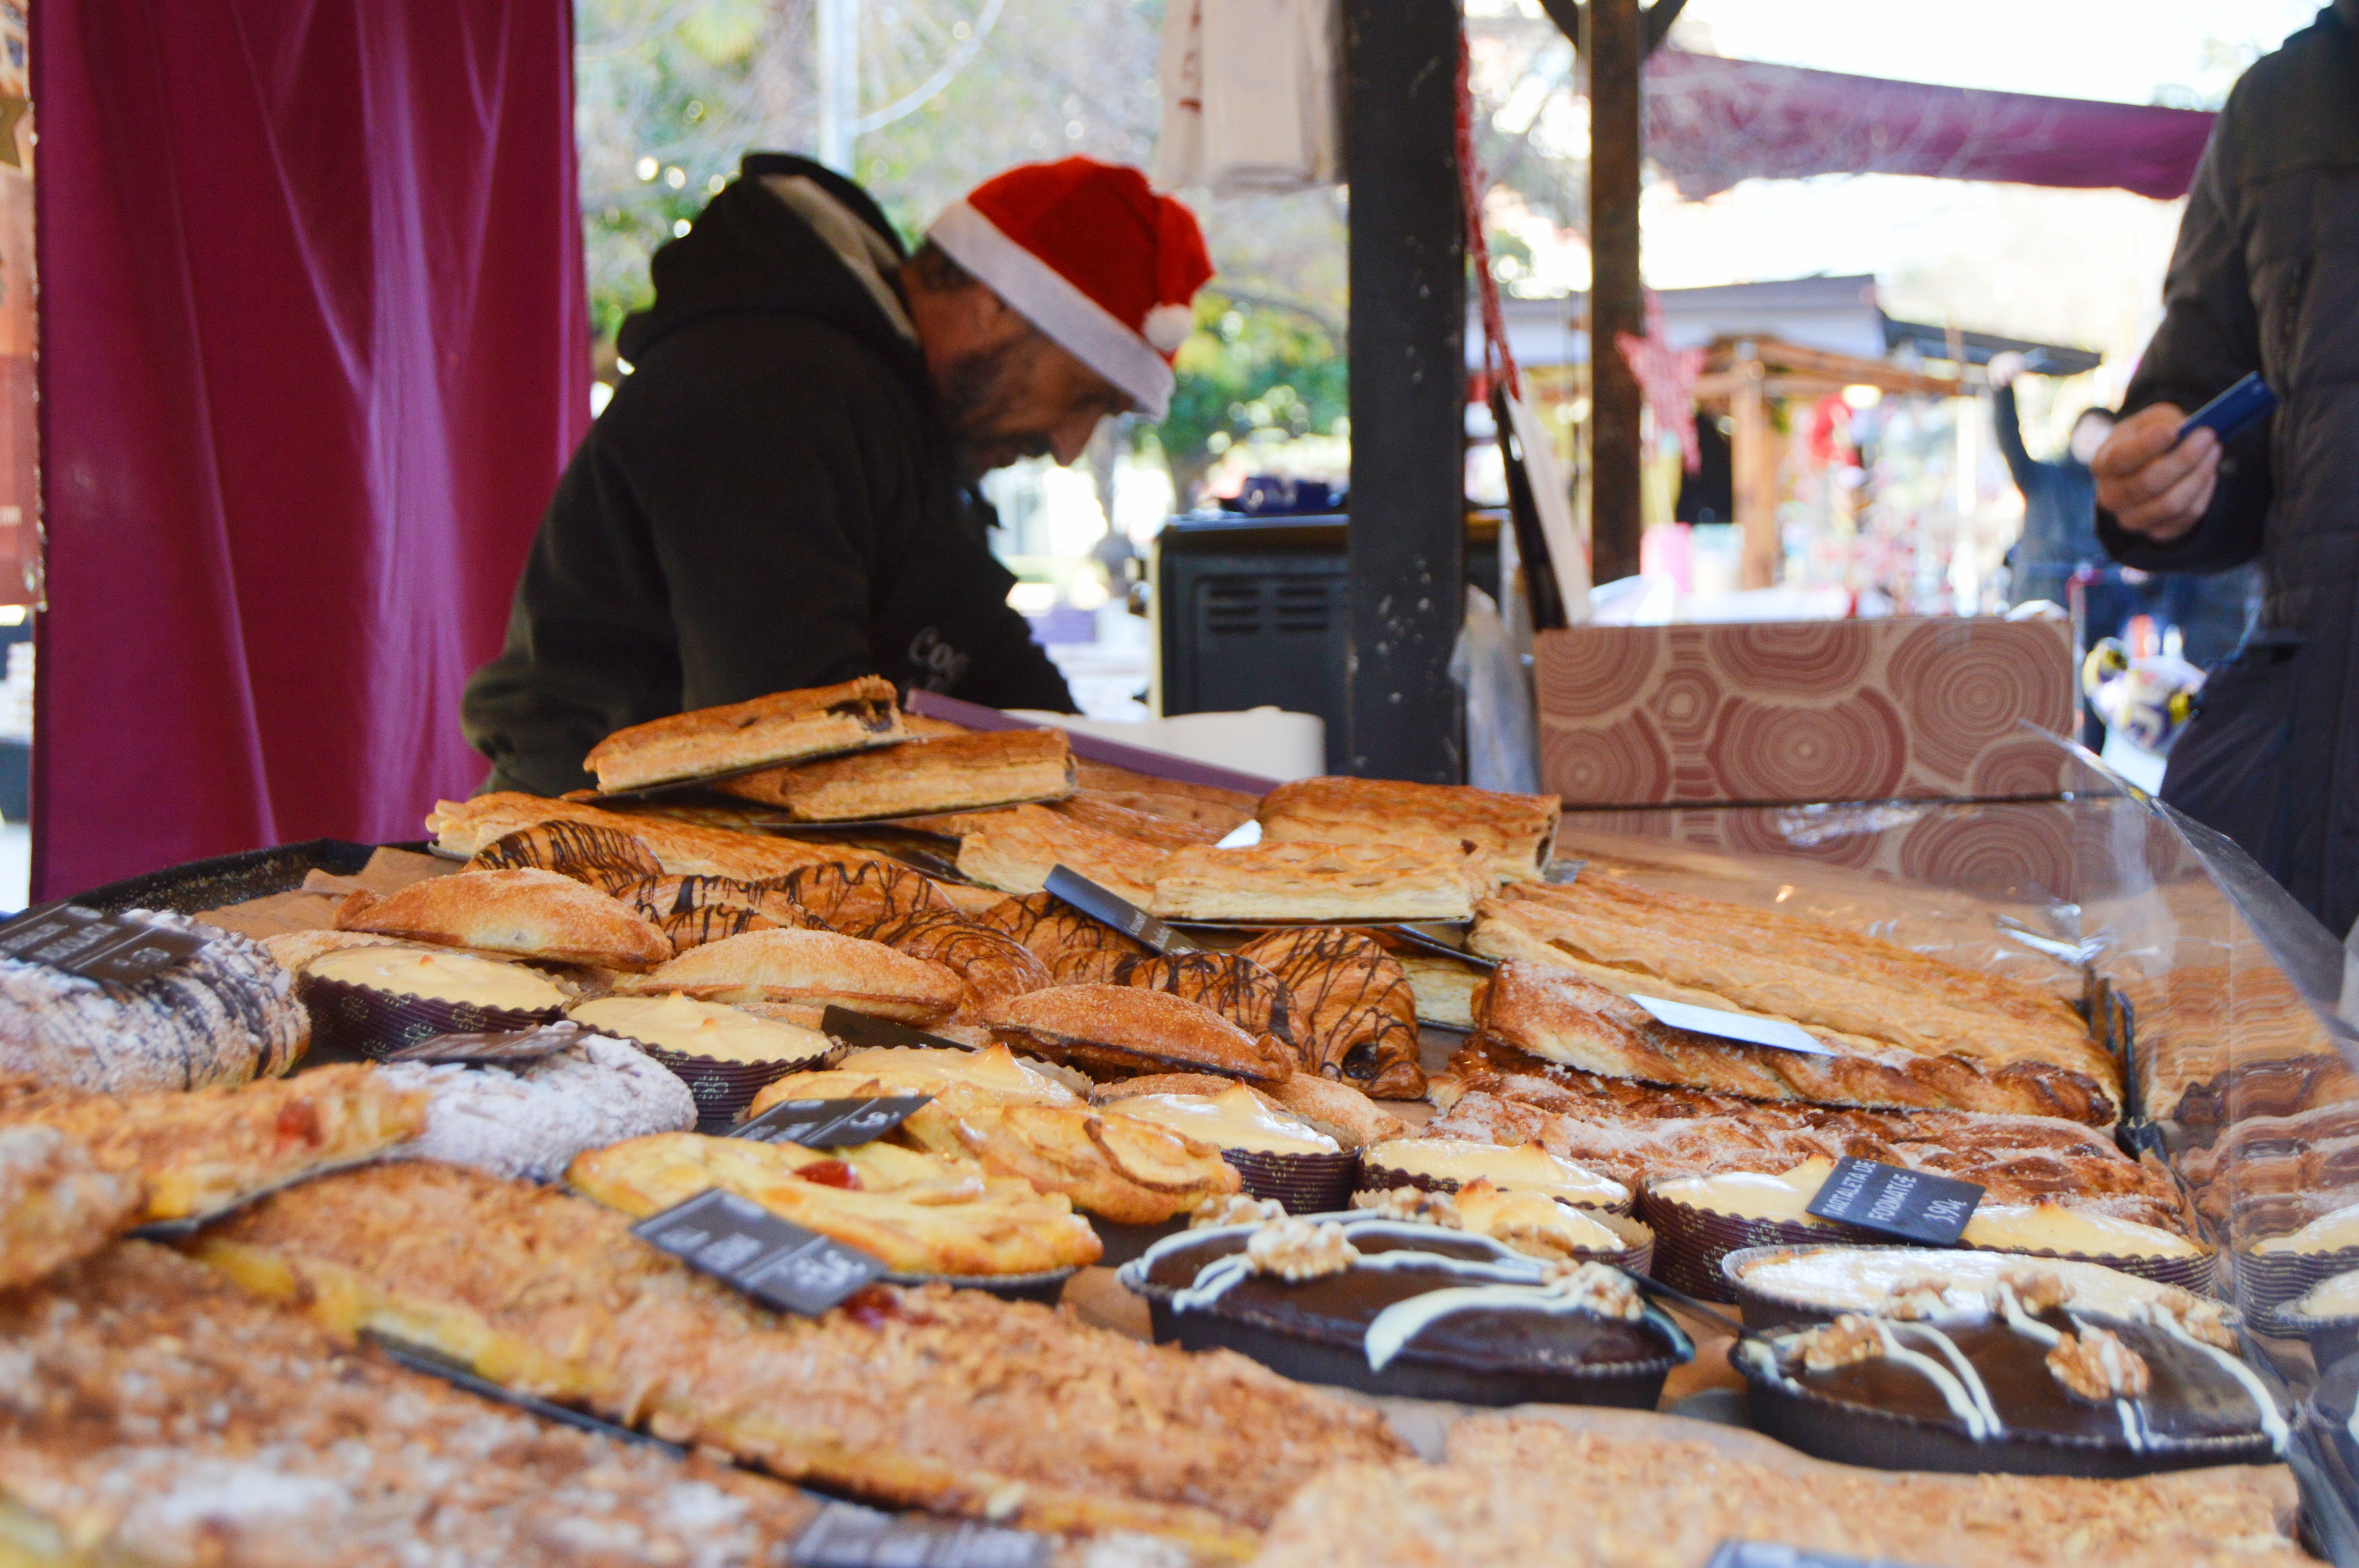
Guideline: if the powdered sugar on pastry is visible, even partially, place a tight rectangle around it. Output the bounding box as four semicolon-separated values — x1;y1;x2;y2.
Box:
378;1035;694;1181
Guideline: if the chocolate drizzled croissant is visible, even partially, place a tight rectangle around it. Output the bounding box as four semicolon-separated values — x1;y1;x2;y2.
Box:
863;906;1054;1004
778;860;953;936
973;891;1149;966
1096;951;1292;1047
653;904;780;955
1236;927;1423;1098
467;822;663;895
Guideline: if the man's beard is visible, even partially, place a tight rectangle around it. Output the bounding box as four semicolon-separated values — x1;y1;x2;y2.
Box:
936;334;1052;481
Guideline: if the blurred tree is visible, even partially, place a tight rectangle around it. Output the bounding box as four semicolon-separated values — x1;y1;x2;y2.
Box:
1143;290;1347;505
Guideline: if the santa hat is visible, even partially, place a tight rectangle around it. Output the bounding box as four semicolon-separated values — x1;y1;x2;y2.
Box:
927;158;1212;421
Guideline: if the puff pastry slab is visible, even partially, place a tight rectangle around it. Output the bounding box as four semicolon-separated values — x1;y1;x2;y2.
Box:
335;866;673;971
1257;776;1561;884
612;927;963;1023
716;726;1074;820
1071;761;1261;835
1150;841;1485;922
583;676;903;793
949;802;1170;906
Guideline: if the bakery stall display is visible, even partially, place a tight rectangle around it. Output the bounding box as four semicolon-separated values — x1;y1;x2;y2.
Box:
1728;1251;2285;1476
714;725;1074;819
1252;1412;2308;1568
192;1161;1409;1555
0;1243;824;1567
1120;1209;1690;1406
583;676;905;794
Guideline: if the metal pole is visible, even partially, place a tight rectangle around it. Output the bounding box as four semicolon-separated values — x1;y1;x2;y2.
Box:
816;0;858;172
1342;0;1465;783
1586;0;1643;584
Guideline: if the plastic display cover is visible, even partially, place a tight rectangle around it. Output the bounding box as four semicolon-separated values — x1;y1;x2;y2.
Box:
1548;730;2359;1562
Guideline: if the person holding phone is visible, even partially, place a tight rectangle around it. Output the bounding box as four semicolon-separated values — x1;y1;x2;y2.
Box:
2092;2;2359;936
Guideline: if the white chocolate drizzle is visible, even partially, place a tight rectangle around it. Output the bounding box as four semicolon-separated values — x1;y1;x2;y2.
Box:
1877;1322;2001;1439
2121;1308;2288;1454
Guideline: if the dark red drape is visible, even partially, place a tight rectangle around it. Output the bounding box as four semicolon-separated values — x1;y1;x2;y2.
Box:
32;0;587;897
1647;50;2217;202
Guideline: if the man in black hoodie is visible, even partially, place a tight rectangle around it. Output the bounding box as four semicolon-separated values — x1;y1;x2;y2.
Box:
463;156;1210;797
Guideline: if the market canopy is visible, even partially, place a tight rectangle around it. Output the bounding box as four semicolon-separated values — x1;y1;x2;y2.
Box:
1643;48;2217;201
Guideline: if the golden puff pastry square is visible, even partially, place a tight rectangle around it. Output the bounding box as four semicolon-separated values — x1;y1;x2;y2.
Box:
583;676;903;793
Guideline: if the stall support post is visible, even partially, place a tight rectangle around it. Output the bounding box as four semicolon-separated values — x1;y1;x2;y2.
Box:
1341;0;1465;783
1586;0;1644;586
1731;343;1778;589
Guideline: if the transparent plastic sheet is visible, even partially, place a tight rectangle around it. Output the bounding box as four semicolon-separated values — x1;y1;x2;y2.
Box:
1449;584;1542;795
1549;729;2359;1559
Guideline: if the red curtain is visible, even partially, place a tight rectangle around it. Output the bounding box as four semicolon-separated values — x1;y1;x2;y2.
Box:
32;0;587;897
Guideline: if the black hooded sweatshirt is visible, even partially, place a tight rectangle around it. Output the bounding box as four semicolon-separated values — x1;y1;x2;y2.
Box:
462;155;1075;797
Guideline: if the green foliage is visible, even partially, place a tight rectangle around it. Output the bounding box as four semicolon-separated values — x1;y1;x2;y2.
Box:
1141;291;1347;506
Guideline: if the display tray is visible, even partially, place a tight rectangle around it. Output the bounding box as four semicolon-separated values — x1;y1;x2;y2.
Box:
65;837;388;916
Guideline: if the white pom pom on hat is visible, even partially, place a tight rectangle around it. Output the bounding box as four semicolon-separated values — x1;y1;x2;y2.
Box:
1143;303;1197;354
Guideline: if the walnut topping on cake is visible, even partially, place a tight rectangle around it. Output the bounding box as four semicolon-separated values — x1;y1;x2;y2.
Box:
1245;1217;1360;1280
1882;1277;1953;1320
1351;1186;1463;1227
1798;1314;1886;1371
1541;1259;1643;1320
2048;1326;2152;1401
2118;1296;2239;1352
2001;1268;2072;1313
1192;1193;1287;1229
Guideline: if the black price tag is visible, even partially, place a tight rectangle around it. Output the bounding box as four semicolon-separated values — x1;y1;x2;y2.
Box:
1045;864;1197;953
734;1094;932;1149
0;904;211;984
1806;1157;1984;1246
792;1501;1049;1568
632;1189;883;1316
819;1004;974;1053
1706;1543;1936;1568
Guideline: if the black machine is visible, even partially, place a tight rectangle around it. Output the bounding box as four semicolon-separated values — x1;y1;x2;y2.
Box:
1152;513;1501;774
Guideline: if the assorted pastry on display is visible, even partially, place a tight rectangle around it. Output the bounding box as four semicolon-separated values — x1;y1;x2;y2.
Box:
713;724;1076;819
582;675;905;794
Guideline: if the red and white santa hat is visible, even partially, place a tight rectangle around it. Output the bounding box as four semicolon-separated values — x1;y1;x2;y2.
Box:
927;158;1212;421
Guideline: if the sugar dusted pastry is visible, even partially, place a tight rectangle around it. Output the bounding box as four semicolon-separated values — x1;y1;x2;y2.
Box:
1261;1072;1413;1148
0;1123;141;1289
1257;776;1561;884
0;1243;822;1567
567;1130;1103;1276
949;801;1170;904
193;1163;1407;1550
1150;840;1487;922
376;1034;697;1182
981;984;1295;1083
0;911;307;1093
335;866;673;971
716;725;1074;818
776;857;954;934
859;906;1053;1005
614;927;963;1023
425;792;856;881
583;675;903;792
1237;926;1422;1094
15;1063;428;1222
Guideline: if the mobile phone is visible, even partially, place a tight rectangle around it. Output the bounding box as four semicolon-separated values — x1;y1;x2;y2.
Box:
2177;372;2277;445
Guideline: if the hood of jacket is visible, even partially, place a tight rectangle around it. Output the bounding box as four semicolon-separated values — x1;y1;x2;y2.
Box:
614;154;926;396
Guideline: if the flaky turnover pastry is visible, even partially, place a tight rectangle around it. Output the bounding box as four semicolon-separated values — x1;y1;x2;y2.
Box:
716;726;1074;819
980;984;1295;1084
777;858;953;934
1237;926;1423;1096
1089;949;1293;1043
1256;776;1561;884
427;792;854;882
1150;840;1487;922
614;927;963;1023
464;820;663;886
860;906;1053;1005
583;675;904;793
335;866;673;971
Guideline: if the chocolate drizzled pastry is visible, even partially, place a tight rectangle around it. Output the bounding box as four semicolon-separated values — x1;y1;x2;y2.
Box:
777;858;953;935
861;906;1053;1005
1237;927;1422;1097
1087;950;1293;1044
981;985;1294;1083
614;874;816;939
465;820;663;887
653;903;778;955
973;889;1150;967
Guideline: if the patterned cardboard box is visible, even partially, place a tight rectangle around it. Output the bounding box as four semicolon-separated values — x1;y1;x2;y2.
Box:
1534;617;2074;807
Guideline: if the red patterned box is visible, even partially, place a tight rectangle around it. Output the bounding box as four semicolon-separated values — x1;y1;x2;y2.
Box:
1534;617;2074;807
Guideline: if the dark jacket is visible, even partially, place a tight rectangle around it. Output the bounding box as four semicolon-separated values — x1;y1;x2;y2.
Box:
1995;383;2103;607
2097;5;2359;935
463;155;1074;797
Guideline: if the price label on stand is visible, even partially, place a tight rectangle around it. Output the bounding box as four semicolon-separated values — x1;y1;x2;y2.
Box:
792;1499;1049;1568
1044;865;1199;954
818;1004;972;1053
733;1094;932;1149
1806;1157;1984;1246
1629;994;1835;1058
631;1190;883;1316
0;903;211;984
